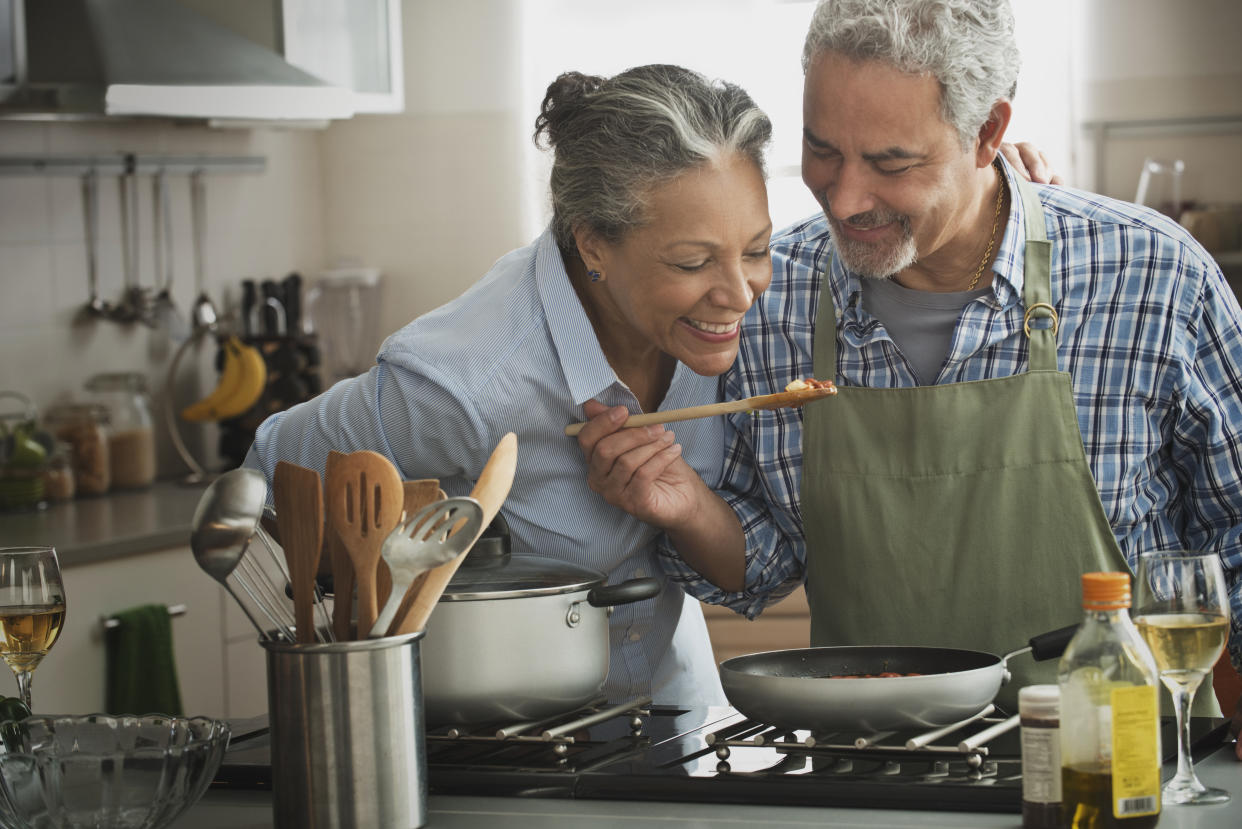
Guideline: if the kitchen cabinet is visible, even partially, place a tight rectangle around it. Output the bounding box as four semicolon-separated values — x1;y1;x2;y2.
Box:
31;545;228;719
177;0;404;117
700;586;809;664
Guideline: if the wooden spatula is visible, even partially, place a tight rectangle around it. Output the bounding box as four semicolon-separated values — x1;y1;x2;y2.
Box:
273;461;324;644
392;432;518;635
324;450;404;637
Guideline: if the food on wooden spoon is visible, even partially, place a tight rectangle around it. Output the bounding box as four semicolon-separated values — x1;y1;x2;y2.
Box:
564;378;836;436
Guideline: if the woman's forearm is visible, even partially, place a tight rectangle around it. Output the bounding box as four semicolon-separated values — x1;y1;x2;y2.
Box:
663;482;747;593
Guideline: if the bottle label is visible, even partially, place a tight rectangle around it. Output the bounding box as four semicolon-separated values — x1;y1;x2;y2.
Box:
1020;725;1062;803
1109;684;1160;817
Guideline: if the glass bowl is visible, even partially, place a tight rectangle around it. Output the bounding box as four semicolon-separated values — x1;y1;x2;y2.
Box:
0;714;230;829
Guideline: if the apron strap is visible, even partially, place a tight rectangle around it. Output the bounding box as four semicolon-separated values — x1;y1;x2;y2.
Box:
1013;173;1058;372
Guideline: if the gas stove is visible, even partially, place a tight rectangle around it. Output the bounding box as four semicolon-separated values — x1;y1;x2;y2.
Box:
215;700;1231;814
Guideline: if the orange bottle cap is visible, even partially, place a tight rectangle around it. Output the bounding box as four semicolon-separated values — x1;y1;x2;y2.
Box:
1081;571;1131;610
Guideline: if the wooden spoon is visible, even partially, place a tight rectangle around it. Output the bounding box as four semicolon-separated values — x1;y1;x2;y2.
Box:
392;432;518;635
324;450;403;637
272;461;324;644
563;384;836;436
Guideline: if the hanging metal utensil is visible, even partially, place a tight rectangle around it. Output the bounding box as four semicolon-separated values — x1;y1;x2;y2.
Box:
113;162;154;325
151;169;188;338
79;169;111;318
189;170;218;333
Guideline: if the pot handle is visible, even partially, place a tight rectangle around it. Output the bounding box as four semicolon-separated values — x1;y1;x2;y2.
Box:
587;577;662;608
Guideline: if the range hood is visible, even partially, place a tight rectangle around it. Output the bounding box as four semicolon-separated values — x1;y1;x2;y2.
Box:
0;0;355;121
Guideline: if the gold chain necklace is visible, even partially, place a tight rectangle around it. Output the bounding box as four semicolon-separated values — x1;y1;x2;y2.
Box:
967;163;1006;291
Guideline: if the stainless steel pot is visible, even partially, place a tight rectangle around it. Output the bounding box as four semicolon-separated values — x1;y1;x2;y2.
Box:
420;525;660;726
719;625;1077;733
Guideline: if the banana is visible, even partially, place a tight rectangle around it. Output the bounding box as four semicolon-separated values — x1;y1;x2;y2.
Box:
180;337;267;422
213;340;267;420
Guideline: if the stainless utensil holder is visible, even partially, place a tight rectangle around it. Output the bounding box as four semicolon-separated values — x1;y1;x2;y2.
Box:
262;632;426;829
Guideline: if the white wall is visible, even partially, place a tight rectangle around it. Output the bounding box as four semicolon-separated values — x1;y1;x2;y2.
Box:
1073;0;1242;206
317;0;528;343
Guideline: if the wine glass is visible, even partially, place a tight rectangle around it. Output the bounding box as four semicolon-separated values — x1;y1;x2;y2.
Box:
0;547;67;711
1133;550;1231;805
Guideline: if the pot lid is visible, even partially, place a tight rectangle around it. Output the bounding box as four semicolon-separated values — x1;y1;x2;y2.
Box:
441;515;604;600
442;514;606;599
442;554;603;601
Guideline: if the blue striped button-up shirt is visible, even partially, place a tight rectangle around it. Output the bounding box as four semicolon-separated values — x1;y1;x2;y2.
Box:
659;159;1242;670
246;229;727;706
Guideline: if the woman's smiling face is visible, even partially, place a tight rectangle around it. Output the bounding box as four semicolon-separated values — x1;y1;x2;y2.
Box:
581;152;773;378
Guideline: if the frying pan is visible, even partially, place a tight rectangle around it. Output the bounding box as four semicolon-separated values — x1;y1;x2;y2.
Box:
719;625;1077;733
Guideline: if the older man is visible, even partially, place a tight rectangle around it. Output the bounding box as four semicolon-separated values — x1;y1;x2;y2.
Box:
583;0;1242;734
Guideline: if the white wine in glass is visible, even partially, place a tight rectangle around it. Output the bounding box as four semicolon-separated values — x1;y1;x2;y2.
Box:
1133;550;1231;806
0;547;67;711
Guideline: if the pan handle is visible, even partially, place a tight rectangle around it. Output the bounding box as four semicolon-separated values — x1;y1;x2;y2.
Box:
1029;624;1079;662
587;577;662;608
1001;624;1080;668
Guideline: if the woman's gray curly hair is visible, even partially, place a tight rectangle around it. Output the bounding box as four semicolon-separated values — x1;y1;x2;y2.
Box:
534;64;772;254
802;0;1020;148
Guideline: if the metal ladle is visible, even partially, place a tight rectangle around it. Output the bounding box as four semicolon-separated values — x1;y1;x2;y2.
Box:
189;170;218;333
79;169;111;318
151;169;188;338
189;467;293;641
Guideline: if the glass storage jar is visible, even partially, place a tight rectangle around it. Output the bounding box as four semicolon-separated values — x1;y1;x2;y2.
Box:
44;403;111;495
85;373;157;490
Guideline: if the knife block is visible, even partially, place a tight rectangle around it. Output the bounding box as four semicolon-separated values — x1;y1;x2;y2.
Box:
216;334;322;468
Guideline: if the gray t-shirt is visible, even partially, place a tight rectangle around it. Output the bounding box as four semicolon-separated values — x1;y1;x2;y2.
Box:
861;278;990;385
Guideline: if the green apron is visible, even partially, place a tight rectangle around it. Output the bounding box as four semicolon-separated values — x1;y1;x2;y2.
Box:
801;172;1218;714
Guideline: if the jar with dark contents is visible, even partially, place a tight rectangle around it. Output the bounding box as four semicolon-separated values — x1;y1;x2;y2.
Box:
43;403;111;495
1019;684;1062;828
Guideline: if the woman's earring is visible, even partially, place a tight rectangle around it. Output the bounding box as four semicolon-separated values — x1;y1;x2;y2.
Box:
588;270;603;283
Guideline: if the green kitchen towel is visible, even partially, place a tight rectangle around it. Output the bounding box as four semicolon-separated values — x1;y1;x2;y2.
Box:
104;604;183;716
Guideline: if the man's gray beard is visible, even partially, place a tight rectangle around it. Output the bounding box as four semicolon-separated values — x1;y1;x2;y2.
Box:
825;211;918;280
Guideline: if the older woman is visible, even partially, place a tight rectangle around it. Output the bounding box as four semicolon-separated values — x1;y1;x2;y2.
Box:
245;64;774;707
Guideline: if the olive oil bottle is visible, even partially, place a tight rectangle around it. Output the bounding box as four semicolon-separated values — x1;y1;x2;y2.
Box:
1058;572;1161;828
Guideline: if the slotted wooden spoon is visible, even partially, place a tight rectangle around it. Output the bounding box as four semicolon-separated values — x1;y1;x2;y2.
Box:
325;450;404;637
392;432;518;635
273;460;324;644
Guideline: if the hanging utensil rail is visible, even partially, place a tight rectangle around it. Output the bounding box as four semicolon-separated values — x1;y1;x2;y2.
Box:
0;153;265;177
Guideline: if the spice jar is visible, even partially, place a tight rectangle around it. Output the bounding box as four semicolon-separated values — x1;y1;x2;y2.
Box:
44;403;111;495
1019;684;1061;829
85;372;157;489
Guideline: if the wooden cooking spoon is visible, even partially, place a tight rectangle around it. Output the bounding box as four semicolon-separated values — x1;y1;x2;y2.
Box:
324;451;353;641
273;461;324;644
324;450;404;637
392;432;518;635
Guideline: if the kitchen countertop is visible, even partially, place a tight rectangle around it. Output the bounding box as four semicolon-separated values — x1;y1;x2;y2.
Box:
0;480;207;565
173;748;1242;829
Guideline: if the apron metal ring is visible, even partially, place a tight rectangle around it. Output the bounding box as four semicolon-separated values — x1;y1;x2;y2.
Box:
1023;302;1059;338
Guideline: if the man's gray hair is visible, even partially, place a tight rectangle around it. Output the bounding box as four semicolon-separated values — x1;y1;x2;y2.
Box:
802;0;1020;148
534;64;772;253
